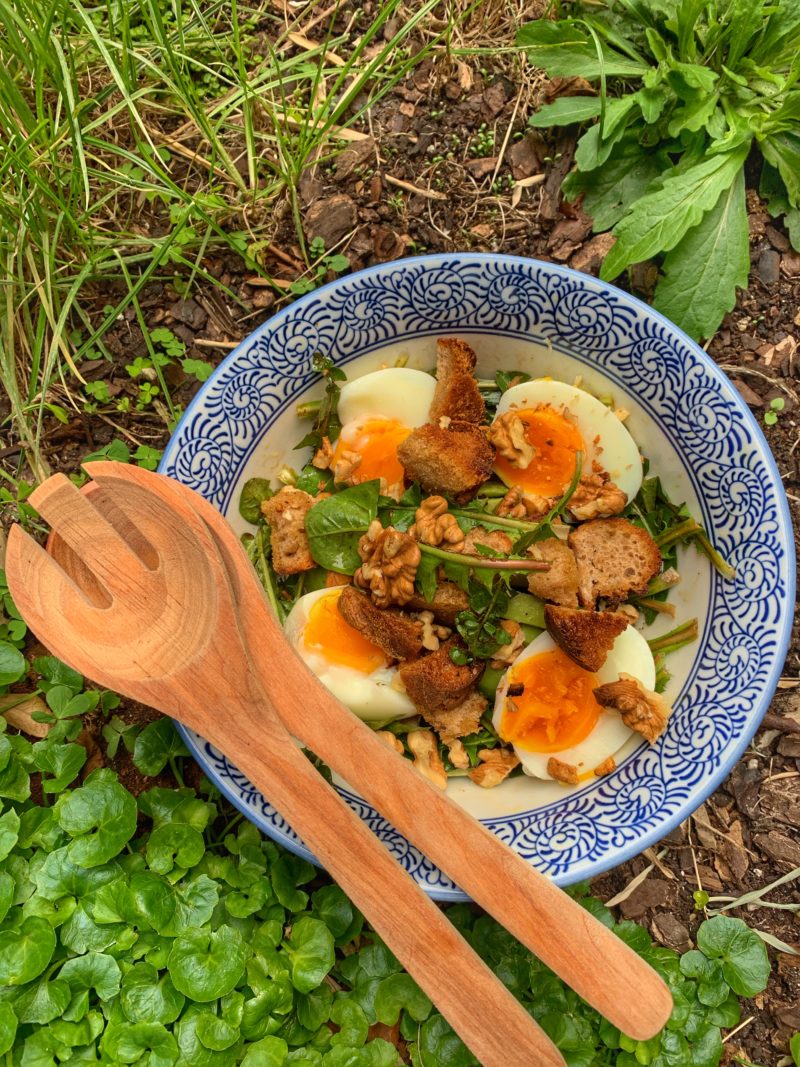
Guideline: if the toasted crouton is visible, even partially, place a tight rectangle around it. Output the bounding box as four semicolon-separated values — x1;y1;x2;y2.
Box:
399;638;483;713
568;518;661;607
429;338;485;426
544;605;629;672
336;586;423;661
593;673;670;743
421;690;487;744
397;421;494;503
463;526;513;556
547;757;579;785
261;487;316;575
404;581;470;626
526;538;580;608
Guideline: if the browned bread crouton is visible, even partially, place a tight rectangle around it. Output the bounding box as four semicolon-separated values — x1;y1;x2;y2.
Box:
526;538;580;608
404;581;470;626
336;586;423;661
420;690;487;743
547;757;579;785
593;673;670;743
429;338;485;426
568;518;661;608
261;487;316;575
544;605;630;672
399;638;483;713
463;526;513;556
397;421;494;503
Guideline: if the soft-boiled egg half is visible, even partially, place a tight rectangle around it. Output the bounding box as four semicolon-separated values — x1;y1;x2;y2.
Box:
493;380;642;501
284;587;415;722
332;368;436;494
492;625;656;782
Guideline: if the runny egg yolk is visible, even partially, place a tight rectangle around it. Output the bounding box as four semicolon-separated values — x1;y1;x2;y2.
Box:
499;648;601;753
303;591;388;673
494;405;584;497
333;417;411;488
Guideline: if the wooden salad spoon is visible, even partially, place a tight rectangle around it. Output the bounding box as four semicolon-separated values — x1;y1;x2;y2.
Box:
71;462;672;1042
7;469;566;1067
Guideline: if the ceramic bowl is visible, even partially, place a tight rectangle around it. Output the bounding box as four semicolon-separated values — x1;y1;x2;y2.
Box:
160;254;794;900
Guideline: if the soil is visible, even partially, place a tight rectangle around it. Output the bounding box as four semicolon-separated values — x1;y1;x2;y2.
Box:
1;30;799;1067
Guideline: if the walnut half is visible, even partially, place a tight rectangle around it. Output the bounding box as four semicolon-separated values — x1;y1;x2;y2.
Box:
354;520;421;608
409;495;465;550
407;730;448;790
593;673;670;743
468;748;520;788
487;412;536;469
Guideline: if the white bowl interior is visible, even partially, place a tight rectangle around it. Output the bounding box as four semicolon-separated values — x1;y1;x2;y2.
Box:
225;333;711;820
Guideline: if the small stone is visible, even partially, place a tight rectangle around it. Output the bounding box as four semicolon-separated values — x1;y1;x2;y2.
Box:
569;233;615;275
399;102;415;118
465;157;498;180
548;212;593;249
507;134;543;180
781;250;800;278
251;290;276;310
757;249;781;286
334;137;376;181
304;194;358;249
368;174;382;203
765;224;790;252
732;380;763;406
651;913;692;953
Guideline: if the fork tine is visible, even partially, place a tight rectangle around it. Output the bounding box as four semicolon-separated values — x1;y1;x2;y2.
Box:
30;474;152;584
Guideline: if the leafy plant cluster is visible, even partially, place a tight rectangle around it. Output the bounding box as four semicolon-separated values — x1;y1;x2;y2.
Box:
0;697;772;1066
518;0;800;340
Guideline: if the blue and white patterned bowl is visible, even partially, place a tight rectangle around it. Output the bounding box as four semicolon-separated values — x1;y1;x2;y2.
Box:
160;254;795;900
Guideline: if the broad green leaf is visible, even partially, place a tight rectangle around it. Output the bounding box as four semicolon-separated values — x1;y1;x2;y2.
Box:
0;871;14;924
415;1014;476;1067
528;96;603;128
0;806;20;860
0;1002;17;1056
241;1036;289;1067
17;807;65;851
133;717;189;776
32;739;87;794
120;962;185;1024
311;885;363;945
56;769;137;866
33;655;83;692
574;97;642;172
726;0;768;66
146;822;205;875
58;951;122;1001
696;915;770;997
329;1000;369;1047
601;144;749;279
653;168;749;340
196;1012;240;1051
272;854;316;912
168;926;248;1001
564;138;662;231
790;1030;800;1066
130;871;219;936
761;131;800;207
239;478;273;524
283;917;335;994
241;980;294;1040
60;902;125;952
305;481;380;574
516;19;651;78
106;1021;178;1066
0;916;55;985
296;985;333;1032
0;641;25;685
374;974;432;1025
175;1005;241;1066
12;977;71;1024
138;786;216;831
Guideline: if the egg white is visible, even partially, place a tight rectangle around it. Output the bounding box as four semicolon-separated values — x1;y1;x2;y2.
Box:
492;625;656;781
494;379;643;502
337;367;436;428
284;588;416;723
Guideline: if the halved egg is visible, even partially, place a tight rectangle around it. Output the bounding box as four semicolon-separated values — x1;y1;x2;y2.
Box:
493;380;643;501
284;587;416;722
332;368;436;495
492;625;656;782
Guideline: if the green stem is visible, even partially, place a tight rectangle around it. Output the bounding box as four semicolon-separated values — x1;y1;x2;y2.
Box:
168;756;185;788
654;517;700;548
450;508;540;532
418;543;550;571
695;530;736;580
475;484;510;498
634;597;676;616
297;399;321;419
647;618;699;653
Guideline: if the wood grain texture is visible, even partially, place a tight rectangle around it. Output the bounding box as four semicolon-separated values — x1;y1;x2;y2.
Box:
9;470;566;1067
83;462;674;1042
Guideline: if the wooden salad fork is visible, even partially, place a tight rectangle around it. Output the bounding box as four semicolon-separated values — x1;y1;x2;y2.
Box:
7;470;566;1067
71;462;673;1042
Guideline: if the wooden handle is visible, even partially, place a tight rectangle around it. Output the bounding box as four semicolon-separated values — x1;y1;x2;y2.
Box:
194;684;566;1067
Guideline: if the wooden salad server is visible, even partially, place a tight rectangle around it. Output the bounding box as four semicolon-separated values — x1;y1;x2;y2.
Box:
6;470;567;1067
74;462;673;1042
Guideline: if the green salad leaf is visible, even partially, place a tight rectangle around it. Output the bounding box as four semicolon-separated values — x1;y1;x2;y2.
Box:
305;481;380;573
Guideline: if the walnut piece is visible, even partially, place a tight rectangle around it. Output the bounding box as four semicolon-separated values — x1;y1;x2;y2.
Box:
354;520;421;608
333;449;362;484
487;412;536;468
409;496;465;550
567;470;627;521
497;486;552;520
448;739;470;770
468;748;520;788
407;730;448;790
416;610;451;651
489;619;526;669
312;436;334;470
594;756;616;777
593;673;671;743
547;757;579;785
375;730;404;756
